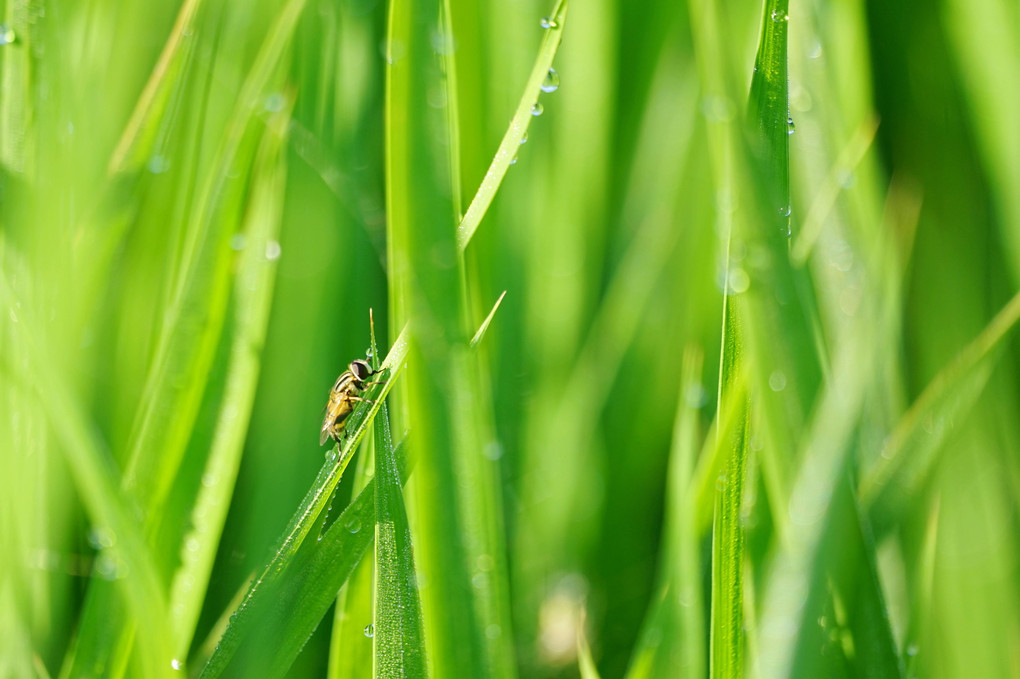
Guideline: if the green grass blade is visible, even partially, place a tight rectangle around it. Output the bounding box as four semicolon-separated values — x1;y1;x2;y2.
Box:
469;290;507;349
165;101;292;663
370;311;425;677
373;399;425;677
62;2;311;674
577;616;602;679
455;0;568;250
862;288;1020;532
200;440;412;678
0;273;172;679
328;551;374;679
106;0;203;175
196;336;407;676
708;353;748;679
326;320;382;679
627;348;706;679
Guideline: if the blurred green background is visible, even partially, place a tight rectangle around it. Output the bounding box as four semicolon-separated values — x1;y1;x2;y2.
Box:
2;0;1019;677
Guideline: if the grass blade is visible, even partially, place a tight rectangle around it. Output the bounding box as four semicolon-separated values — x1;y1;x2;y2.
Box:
627;348;706;679
197;335;408;677
371;314;425;677
455;0;568;250
200;440;412;678
373;399;425;676
0;273;172;679
469;290;507;349
862;288;1020;531
165;99;292;663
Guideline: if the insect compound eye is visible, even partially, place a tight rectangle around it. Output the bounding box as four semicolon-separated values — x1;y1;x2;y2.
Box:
350;360;372;381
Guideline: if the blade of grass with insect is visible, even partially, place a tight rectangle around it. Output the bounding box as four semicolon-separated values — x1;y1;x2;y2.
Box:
199;438;412;678
197;334;407;677
327;332;380;679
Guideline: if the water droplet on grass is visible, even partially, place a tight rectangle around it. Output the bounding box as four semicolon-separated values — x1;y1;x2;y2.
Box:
0;25;16;45
540;16;559;29
148;155;170;174
364;624;375;638
787;116;796;135
265;240;282;260
530;102;544;116
728;268;750;294
540;68;560;93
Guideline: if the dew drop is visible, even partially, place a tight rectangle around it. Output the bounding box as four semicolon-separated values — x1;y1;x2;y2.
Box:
768;370;787;392
540;68;560;93
230;233;246;251
264;92;286;113
540;16;559;29
0;25;16;45
771;10;790;22
509;153;519;166
88;527;116;550
728;268;750;294
530;102;544;117
787;116;796;135
265;240;282;261
364;624;375;638
520;132;529;145
171;659;184;671
325;448;338;462
148;155;171;174
347;519;362;534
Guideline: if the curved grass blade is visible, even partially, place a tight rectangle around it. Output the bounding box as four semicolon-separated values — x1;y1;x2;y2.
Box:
200;437;412;678
106;0;204;175
197;337;408;678
455;0;569;250
861;287;1020;532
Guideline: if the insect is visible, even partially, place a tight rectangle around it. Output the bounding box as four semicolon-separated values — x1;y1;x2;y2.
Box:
319;359;385;446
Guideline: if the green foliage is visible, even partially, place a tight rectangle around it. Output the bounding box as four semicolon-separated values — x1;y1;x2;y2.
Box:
2;0;1020;678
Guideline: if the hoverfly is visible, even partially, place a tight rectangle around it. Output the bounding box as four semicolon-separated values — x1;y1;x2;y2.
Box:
319;359;385;445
